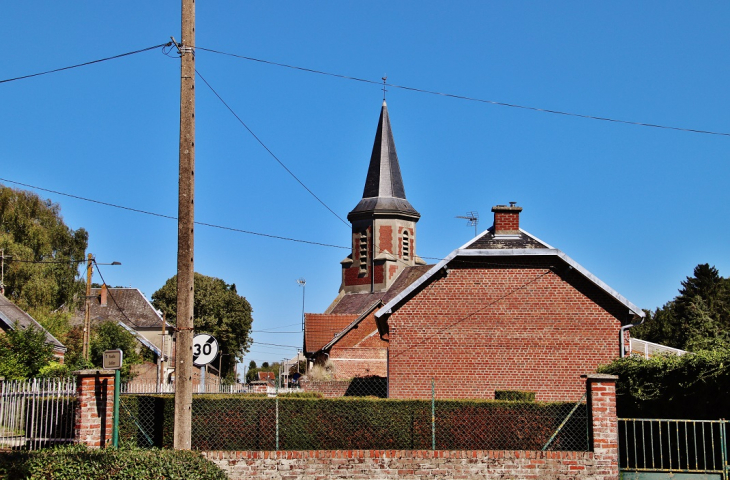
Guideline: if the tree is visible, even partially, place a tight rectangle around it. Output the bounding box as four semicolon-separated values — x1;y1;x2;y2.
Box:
0;323;55;379
632;264;730;351
152;273;253;382
0;185;88;312
90;322;145;380
248;360;257;370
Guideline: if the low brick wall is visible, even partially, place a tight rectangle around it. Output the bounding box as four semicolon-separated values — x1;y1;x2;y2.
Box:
202;449;612;479
299;379;352;397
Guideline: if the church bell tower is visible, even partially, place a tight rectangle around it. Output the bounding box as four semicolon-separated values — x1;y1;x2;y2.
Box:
340;101;425;294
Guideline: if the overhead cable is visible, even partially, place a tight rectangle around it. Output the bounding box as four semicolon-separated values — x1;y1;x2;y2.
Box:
0;177;348;250
196;46;730;138
0;43;172;85
195;69;350;227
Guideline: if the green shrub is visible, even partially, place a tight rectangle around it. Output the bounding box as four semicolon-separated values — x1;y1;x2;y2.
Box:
494;390;536;402
0;444;227;479
598;348;730;419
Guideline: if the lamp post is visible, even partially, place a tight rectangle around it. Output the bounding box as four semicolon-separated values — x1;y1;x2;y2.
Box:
82;255;121;361
296;278;306;330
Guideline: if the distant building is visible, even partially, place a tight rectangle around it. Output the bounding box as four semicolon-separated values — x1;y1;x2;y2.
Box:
0;293;66;361
72;285;174;384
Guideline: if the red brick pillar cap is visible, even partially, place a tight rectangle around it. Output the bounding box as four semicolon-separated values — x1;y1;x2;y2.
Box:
582;373;618;382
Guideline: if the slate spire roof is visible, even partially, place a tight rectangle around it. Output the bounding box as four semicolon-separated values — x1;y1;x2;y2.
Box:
348;101;420;221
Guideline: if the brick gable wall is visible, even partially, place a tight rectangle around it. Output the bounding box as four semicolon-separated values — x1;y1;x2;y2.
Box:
387;264;622;401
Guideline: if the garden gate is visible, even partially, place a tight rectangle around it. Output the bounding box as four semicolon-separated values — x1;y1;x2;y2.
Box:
619;418;729;479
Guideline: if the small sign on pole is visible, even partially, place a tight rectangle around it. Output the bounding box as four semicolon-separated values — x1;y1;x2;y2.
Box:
193;334;219;367
103;349;123;370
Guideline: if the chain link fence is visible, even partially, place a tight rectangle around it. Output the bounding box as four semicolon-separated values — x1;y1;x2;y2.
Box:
119;380;588;452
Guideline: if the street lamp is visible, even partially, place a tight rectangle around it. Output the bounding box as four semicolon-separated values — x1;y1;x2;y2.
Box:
297;278;306;331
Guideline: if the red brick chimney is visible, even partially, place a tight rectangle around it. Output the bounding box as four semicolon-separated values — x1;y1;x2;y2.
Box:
492;203;522;236
100;284;108;307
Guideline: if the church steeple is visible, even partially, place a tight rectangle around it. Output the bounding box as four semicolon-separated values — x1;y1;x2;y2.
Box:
340;102;424;295
348;101;420;223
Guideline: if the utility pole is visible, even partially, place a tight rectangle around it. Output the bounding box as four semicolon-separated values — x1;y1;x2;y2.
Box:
82;253;93;361
173;0;196;451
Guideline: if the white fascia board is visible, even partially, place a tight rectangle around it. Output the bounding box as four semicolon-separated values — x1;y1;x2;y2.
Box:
375;247;644;319
375;251;458;319
117;321;163;357
137;288;173;328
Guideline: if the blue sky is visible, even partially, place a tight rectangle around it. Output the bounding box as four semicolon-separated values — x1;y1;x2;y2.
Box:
2;3;729;371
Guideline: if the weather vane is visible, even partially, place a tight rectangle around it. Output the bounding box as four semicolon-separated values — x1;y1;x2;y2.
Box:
382;75;387;101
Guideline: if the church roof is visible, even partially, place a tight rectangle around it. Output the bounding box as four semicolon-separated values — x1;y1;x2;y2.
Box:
348;101;420;221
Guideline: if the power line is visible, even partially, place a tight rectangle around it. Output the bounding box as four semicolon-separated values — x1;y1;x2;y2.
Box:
195;69;350;228
92;262;141;329
0;178;349;251
0;43;172;85
196;46;730;138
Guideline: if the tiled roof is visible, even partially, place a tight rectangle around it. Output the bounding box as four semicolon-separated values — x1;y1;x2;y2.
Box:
465;227;550;250
0;293;66;351
328;264;433;315
304;314;358;354
71;288;168;329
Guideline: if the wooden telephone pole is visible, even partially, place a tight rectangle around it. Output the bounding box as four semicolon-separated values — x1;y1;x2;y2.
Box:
173;0;195;451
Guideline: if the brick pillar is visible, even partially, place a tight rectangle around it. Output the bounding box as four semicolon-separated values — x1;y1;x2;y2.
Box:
74;369;115;448
585;373;619;479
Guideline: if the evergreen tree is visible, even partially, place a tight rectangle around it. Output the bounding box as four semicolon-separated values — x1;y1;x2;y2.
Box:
632;264;730;351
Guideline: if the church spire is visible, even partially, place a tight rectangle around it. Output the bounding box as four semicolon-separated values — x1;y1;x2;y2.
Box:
348;102;420;222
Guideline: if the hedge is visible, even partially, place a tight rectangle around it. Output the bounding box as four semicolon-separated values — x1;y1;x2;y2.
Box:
598;348;730;419
0;444;227;479
119;394;587;451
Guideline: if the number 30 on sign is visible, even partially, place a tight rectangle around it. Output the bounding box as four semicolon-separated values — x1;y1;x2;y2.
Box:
192;334;219;366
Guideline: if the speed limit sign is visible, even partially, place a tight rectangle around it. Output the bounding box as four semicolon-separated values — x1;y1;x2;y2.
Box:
192;334;219;366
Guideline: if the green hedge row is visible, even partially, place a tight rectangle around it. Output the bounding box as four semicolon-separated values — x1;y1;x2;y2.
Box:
0;444;227;479
119;395;587;451
598;348;730;419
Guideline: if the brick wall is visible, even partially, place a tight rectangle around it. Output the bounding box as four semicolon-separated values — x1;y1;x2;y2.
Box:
74;370;618;479
387;263;623;401
74;370;114;448
203;375;618;479
204;450;611;479
299;379;353;398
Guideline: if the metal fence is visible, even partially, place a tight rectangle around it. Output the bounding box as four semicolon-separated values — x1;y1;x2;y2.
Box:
119;382;588;452
619;418;729;476
0;379;77;450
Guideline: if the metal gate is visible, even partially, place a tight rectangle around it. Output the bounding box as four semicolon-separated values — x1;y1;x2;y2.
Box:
0;379;77;450
619;418;729;479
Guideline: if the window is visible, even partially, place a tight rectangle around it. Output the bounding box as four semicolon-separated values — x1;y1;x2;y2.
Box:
359;231;368;274
402;231;410;261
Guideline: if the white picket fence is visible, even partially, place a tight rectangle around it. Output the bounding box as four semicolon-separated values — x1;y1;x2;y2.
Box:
0;379;77;450
120;382;302;396
121;382;253;394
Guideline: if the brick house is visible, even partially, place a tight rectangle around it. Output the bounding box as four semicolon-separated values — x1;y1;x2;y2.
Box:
374;205;645;401
0;292;66;361
72;285;175;384
304;101;431;379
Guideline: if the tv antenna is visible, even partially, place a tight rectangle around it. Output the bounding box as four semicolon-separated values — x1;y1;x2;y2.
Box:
456;211;479;237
